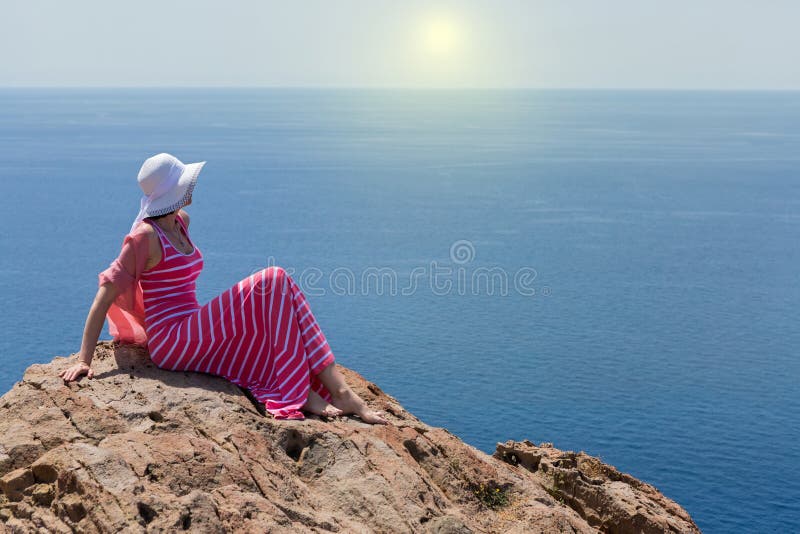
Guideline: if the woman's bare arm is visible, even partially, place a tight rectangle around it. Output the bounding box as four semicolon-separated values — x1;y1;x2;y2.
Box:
60;282;118;381
79;282;118;363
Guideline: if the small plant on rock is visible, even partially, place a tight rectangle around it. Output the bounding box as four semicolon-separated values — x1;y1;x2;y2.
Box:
471;482;510;509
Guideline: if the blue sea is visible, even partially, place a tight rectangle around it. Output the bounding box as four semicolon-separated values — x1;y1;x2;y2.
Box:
1;88;798;532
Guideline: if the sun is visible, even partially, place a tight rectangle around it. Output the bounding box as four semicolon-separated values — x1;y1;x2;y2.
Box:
419;14;462;59
408;10;471;85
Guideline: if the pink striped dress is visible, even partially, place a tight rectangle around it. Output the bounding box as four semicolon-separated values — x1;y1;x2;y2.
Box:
139;214;335;419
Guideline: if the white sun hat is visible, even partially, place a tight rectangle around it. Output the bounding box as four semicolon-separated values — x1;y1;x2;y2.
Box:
130;153;206;233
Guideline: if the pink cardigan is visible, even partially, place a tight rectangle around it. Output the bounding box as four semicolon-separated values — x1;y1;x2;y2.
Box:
98;222;152;346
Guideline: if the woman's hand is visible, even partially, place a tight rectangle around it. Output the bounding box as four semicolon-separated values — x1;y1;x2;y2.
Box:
59;360;94;382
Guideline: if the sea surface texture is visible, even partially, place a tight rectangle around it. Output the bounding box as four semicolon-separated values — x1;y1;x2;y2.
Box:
0;89;797;533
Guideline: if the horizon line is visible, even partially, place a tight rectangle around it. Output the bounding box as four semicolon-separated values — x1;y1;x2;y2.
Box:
1;85;799;92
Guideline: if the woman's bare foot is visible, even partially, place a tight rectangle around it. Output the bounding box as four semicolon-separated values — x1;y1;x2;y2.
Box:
331;387;388;425
302;389;344;418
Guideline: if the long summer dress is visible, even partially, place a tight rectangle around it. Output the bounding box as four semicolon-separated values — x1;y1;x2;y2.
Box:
135;214;335;419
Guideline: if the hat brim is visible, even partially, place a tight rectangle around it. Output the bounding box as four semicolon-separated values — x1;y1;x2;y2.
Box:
145;161;206;217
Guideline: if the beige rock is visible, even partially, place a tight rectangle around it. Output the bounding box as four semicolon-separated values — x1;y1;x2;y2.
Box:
30;483;55;506
0;467;34;501
494;440;700;533
57;493;86;523
0;341;700;533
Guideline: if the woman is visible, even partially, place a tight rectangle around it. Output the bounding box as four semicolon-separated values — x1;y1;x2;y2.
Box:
59;153;387;425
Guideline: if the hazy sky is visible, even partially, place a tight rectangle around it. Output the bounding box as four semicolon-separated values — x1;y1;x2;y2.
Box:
2;0;798;89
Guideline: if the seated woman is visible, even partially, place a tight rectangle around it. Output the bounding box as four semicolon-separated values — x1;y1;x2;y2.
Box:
60;152;387;424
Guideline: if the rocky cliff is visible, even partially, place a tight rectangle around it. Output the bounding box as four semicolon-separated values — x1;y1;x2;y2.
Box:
0;341;700;533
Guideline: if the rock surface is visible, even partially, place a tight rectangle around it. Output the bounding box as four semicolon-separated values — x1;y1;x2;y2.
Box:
0;341;700;533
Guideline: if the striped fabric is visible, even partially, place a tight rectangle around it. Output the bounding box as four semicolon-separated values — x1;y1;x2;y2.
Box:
140;214;335;420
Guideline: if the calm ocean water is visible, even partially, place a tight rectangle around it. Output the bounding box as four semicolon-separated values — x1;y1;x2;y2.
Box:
0;88;798;532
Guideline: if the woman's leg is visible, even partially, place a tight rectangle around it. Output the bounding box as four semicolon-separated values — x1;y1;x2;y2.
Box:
258;266;387;424
275;268;342;417
314;361;388;425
